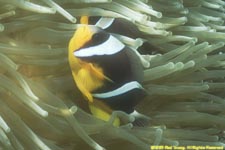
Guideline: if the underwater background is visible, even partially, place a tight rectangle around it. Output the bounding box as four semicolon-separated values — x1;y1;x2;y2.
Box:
0;0;225;149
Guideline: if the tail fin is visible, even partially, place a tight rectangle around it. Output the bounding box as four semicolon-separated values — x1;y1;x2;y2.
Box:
130;110;151;127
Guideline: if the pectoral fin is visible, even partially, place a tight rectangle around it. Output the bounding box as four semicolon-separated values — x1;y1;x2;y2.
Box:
88;63;113;83
74;67;104;102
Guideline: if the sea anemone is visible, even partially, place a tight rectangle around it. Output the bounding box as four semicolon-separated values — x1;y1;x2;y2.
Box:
0;0;225;150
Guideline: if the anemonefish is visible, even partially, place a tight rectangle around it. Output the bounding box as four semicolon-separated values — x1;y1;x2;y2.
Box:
68;16;150;126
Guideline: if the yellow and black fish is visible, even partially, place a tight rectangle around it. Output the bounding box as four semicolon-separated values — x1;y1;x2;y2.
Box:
68;16;150;126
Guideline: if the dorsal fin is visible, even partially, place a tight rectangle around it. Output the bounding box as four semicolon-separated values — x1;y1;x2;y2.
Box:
80;16;89;24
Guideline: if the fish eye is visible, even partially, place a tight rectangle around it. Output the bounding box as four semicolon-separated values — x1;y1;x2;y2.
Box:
87;31;109;47
92;32;103;41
